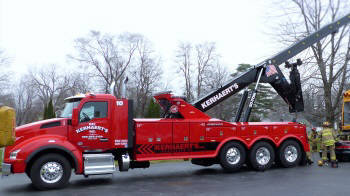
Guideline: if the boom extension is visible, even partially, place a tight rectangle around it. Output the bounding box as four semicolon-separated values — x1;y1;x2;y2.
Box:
193;13;350;118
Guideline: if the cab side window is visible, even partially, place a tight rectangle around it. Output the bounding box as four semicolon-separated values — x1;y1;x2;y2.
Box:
80;102;108;122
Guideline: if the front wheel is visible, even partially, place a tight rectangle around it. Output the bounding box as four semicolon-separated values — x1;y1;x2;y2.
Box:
278;140;302;168
219;142;246;172
249;142;275;171
30;153;71;190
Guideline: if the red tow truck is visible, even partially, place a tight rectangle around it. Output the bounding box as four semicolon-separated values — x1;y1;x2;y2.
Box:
2;92;309;190
1;13;349;190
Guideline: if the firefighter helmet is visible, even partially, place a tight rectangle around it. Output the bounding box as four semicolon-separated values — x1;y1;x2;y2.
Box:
318;160;323;166
322;121;330;127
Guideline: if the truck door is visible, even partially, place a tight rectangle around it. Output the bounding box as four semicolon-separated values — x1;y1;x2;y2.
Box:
69;101;111;150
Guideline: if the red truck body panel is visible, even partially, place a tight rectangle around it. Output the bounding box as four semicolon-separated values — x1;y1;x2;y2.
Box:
133;119;308;161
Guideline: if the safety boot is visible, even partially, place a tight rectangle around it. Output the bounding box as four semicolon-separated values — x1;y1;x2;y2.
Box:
306;159;313;165
331;161;338;168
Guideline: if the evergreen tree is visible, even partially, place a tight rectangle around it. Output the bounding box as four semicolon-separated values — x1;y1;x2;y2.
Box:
146;98;161;118
43;105;48;120
47;99;56;119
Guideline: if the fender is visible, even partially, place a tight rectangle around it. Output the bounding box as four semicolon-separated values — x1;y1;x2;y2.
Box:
248;136;276;148
277;134;308;151
213;137;248;157
26;145;82;174
14;135;83;174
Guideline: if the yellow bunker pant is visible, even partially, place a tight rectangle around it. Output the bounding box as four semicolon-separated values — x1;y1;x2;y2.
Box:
321;144;336;161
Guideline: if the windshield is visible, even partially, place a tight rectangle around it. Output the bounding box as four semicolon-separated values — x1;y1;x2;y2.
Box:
344;102;350;126
60;99;81;118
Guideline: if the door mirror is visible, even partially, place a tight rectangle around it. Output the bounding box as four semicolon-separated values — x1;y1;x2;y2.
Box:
72;108;78;126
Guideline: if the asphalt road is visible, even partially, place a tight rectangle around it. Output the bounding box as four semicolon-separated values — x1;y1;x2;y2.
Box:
1;154;349;196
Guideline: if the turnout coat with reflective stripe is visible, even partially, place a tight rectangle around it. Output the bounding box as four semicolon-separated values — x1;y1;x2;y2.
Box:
320;128;336;146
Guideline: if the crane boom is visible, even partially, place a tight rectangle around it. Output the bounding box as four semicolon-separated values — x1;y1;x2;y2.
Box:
193;13;350;118
269;13;350;66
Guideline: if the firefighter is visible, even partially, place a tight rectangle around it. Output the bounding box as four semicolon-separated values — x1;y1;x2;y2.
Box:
309;127;320;152
304;127;317;165
318;121;338;168
306;150;314;165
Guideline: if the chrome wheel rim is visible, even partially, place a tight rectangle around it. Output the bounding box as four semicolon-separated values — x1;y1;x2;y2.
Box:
40;161;63;184
284;145;298;163
256;147;271;165
226;147;241;165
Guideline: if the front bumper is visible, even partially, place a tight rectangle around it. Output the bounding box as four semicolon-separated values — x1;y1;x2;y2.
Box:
1;163;12;176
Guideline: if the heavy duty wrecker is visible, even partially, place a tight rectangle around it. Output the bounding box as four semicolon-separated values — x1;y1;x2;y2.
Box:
1;13;350;190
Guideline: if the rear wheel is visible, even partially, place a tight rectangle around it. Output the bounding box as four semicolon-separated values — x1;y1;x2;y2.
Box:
219;142;246;172
30;153;71;190
250;142;275;171
278;140;302;168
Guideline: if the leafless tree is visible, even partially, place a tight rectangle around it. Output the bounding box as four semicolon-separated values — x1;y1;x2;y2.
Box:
70;31;140;96
176;42;218;101
54;72;93;111
28;64;91;111
195;42;217;99
203;61;236;121
275;0;350;124
176;42;194;101
0;49;10;94
13;76;39;125
129;37;163;117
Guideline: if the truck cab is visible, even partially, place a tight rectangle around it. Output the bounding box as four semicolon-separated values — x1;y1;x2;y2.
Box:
64;93;131;151
2;93;133;189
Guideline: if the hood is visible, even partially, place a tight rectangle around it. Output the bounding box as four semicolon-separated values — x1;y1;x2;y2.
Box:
15;118;69;142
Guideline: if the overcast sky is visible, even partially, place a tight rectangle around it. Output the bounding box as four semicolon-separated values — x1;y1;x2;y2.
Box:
0;0;281;93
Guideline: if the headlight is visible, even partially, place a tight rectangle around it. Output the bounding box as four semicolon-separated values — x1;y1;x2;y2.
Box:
9;149;21;160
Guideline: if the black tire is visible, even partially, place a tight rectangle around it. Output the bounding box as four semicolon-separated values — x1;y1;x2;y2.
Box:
299;150;307;166
219;142;246;172
25;169;30;178
30;153;71;190
249;141;275;171
278;140;302;168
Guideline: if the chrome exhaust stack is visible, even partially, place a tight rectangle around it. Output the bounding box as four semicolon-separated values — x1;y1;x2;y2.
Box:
110;81;116;97
110;77;128;98
121;77;128;98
